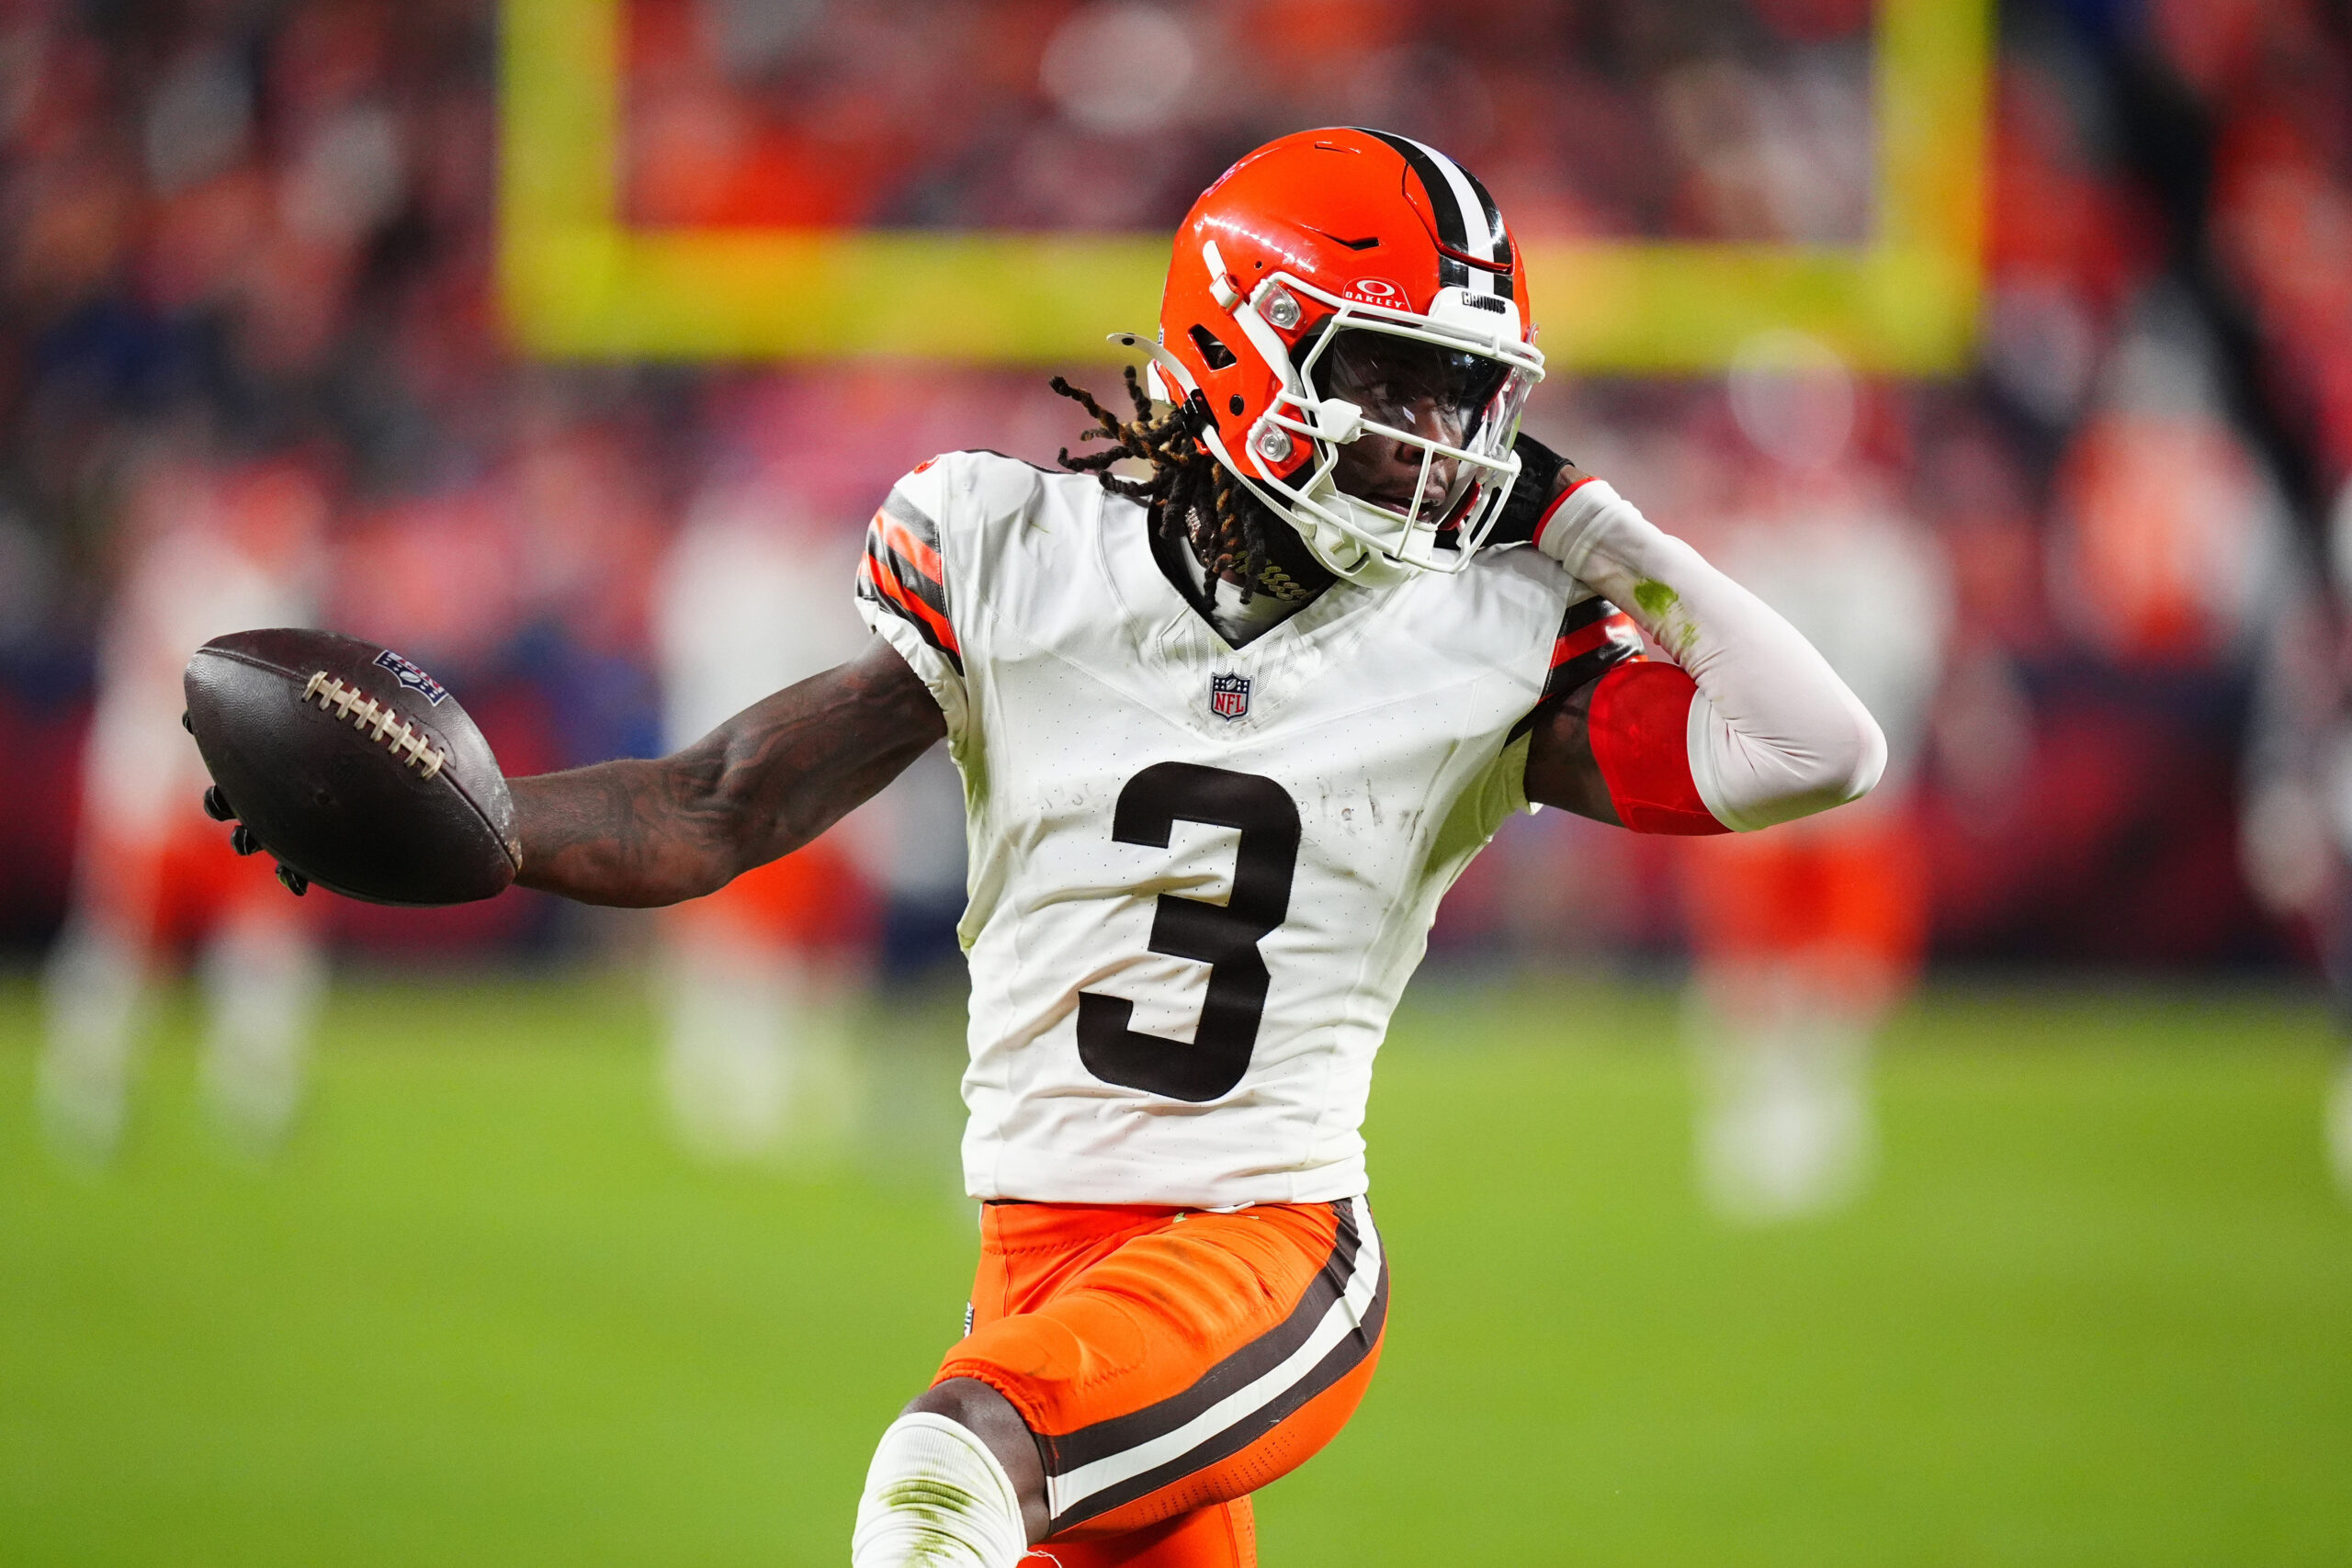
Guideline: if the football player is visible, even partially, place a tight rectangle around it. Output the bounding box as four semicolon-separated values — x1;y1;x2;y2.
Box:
650;474;875;1164
48;456;328;1165
1680;378;1951;1222
222;129;1886;1566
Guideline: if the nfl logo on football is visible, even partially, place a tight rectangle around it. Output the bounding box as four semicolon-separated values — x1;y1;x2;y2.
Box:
373;649;450;706
1208;672;1250;721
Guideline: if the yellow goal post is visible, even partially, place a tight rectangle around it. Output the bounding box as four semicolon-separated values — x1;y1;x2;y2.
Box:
497;0;1991;372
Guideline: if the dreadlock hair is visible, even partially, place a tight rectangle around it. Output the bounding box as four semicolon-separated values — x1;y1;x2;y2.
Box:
1049;367;1316;604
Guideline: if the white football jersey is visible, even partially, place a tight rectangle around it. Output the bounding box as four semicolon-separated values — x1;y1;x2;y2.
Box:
856;452;1634;1207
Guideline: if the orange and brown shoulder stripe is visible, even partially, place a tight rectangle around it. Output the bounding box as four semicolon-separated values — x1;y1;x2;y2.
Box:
858;492;961;674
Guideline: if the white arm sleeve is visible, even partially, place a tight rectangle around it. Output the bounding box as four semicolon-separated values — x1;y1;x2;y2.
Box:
1539;480;1887;831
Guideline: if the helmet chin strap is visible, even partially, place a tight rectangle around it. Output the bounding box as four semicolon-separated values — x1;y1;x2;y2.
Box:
1294;481;1415;586
1207;418;1415;588
1106;328;1412;589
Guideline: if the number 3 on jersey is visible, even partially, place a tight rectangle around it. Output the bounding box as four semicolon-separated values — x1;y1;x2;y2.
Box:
1076;762;1302;1102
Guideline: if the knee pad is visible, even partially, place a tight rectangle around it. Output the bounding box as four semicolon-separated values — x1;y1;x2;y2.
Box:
852;1412;1028;1568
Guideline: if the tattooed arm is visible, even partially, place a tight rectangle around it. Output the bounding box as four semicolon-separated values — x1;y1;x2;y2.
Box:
511;637;946;907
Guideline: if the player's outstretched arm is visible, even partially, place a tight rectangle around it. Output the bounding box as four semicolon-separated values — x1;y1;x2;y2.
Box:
1520;461;1884;834
511;637;944;908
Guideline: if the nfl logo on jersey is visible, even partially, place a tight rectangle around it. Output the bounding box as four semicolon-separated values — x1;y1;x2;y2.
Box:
1208;672;1251;721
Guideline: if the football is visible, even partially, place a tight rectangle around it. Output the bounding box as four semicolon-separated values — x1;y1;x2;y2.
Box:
183;628;521;906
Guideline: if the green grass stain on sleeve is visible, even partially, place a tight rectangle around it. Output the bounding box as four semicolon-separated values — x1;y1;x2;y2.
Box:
1633;579;1679;618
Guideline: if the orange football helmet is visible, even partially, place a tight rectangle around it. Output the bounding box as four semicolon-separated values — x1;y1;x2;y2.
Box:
1119;127;1544;582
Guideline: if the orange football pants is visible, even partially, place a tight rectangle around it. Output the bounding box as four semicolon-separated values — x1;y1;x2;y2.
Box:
1680;804;1928;1005
78;813;310;949
665;832;873;950
933;1198;1388;1567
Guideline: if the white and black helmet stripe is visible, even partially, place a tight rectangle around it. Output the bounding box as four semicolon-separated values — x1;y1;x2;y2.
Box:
1356;129;1514;300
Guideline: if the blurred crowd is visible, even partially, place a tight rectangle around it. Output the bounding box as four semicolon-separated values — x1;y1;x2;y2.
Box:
626;0;1877;240
4;0;2352;1169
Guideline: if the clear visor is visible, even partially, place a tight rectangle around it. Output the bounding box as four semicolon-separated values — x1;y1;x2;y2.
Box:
1291;324;1533;556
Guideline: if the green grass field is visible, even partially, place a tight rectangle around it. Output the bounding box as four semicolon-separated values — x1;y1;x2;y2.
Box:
2;974;2347;1566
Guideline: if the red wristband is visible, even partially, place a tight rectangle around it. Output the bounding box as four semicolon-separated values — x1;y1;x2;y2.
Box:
1588;661;1727;835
